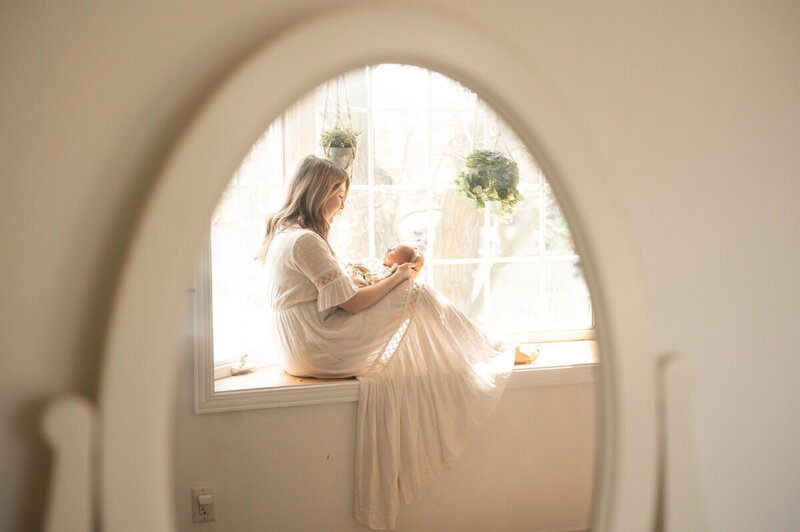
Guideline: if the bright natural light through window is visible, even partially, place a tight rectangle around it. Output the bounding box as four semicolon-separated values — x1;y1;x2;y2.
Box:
205;64;593;385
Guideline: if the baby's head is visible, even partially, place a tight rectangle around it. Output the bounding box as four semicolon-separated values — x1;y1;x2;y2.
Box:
383;244;419;267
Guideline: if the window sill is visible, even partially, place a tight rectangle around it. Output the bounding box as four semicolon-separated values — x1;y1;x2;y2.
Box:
196;341;598;414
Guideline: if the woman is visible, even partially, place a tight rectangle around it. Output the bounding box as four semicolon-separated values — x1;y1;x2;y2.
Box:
256;155;516;530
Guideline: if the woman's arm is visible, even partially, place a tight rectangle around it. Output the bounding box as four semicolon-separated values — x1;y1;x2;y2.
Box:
339;263;417;314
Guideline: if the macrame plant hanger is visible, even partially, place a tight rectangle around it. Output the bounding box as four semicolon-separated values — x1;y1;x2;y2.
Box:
470;94;482;152
458;97;522;219
320;75;357;177
491;110;513;158
470;97;513;160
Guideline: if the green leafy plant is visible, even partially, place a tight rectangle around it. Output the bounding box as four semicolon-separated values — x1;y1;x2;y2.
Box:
455;149;523;218
319;125;361;148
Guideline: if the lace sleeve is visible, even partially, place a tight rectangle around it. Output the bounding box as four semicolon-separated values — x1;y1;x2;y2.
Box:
292;231;358;311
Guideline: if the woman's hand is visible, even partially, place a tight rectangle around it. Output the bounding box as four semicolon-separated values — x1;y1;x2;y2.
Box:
396;263;419;281
409;254;425;273
340;263;416;314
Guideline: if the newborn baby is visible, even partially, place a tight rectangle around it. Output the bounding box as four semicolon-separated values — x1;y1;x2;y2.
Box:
346;244;423;288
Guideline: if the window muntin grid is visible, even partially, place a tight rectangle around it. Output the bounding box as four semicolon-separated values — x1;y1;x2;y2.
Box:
209;64;592;370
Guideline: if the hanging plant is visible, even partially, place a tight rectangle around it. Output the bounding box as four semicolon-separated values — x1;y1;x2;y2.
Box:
319;125;361;148
455;149;523;218
320;125;361;171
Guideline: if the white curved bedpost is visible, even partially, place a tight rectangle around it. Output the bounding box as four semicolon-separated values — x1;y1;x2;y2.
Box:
657;354;708;532
41;395;97;532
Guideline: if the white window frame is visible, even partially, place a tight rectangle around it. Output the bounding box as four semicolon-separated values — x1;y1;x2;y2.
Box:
193;67;595;413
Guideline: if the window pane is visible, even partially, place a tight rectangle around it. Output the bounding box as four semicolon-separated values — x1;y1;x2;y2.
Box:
430;189;484;260
210;116;284;370
430;110;473;186
373;110;429;185
314;67;368;108
544;259;593;329
431;72;474;109
544;183;576;254
489;189;541;258
210;284;274;368
209;64;595;378
329;190;370;261
371;64;428;109
373;189;430;254
236;123;283;187
489;262;540;333
211;181;282;368
433;263;485;325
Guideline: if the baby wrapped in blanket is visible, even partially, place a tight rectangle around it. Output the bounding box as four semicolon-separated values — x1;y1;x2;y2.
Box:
345;243;423;288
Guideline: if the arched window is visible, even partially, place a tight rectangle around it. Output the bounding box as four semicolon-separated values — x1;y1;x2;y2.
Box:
203;64;593;385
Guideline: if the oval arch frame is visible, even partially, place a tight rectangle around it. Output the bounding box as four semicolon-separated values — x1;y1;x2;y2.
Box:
99;5;658;531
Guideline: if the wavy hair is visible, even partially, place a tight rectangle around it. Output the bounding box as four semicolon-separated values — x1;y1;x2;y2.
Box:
254;155;350;264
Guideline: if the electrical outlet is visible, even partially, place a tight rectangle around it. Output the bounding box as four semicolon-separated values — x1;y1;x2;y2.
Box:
191;486;216;523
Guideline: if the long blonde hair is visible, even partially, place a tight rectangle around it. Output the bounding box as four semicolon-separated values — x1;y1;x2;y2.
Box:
254;155;350;264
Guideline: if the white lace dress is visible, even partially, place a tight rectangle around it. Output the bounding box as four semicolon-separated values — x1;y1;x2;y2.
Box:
264;226;514;529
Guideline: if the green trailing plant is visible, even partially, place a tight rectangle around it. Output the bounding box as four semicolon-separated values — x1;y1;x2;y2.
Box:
455;149;523;219
319;125;361;148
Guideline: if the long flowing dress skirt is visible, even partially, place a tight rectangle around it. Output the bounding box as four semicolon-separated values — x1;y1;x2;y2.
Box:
353;282;514;529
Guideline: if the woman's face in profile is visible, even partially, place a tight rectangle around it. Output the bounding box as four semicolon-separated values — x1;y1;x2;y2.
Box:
324;182;346;223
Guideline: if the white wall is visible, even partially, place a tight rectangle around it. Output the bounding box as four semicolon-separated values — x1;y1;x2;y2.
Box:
172;334;597;531
2;1;799;531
